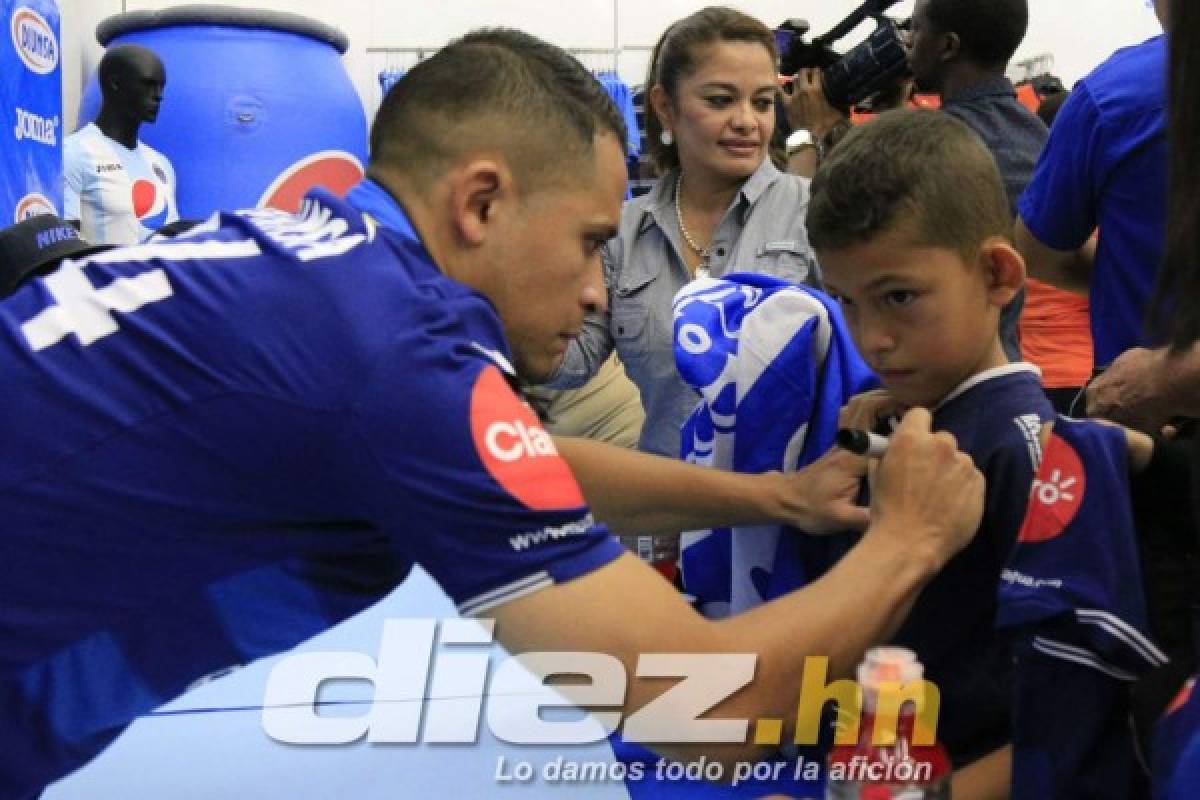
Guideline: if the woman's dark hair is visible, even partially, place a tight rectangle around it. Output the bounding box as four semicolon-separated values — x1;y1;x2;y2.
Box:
1150;0;1199;351
644;7;777;174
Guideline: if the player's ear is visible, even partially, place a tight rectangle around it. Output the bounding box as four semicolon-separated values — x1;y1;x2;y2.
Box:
448;158;514;247
978;237;1026;308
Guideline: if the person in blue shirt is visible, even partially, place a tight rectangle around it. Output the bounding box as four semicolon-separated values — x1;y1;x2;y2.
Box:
811;109;1035;797
791;0;1042;364
1017;0;1169;372
0;28;988;799
810;108;1159;798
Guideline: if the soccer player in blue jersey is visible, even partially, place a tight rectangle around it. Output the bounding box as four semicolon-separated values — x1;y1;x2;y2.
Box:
810;109;1052;798
0;30;988;798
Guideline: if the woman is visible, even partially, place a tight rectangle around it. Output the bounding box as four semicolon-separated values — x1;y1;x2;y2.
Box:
549;6;820;462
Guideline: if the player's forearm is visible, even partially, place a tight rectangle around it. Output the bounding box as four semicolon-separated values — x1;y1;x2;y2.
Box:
647;528;935;766
553;435;787;535
716;525;931;685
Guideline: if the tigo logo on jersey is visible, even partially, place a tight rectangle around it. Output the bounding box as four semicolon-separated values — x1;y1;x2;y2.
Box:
1018;432;1086;544
132;178;171;231
13;107;58;146
470;366;584;511
257;150;364;214
10;7;57;75
14;192;55;222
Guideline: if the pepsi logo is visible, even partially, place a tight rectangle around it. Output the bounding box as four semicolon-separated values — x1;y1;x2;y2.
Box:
131;178;171;231
1017;432;1086;544
14;192;55;223
257;150;364;214
469;366;585;511
10;7;58;75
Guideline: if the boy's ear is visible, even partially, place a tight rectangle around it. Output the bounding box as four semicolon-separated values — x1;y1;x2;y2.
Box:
978;237;1026;307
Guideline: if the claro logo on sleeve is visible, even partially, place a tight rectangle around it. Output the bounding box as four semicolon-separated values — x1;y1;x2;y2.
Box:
470;365;585;511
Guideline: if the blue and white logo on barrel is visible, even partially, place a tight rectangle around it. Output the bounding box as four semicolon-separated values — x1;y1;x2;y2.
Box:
10;7;58;75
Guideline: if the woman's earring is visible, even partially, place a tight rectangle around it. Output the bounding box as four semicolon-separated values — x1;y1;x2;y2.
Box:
660;130;674;146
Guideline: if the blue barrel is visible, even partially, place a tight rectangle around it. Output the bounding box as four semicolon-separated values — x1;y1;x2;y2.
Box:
79;6;368;219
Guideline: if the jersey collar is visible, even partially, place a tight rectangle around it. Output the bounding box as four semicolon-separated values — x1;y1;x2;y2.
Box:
345;179;420;243
935;362;1043;411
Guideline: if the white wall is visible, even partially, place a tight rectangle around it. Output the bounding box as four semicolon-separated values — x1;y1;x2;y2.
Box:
57;0;1164;134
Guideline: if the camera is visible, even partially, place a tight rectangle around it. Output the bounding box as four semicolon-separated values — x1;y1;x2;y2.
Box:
776;0;911;110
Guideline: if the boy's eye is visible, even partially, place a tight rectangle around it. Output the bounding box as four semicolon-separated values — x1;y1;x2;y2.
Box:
706;95;732;108
753;98;774;112
885;290;916;306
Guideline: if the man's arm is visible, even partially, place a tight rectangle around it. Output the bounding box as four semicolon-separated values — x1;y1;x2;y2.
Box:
784;69;850;143
495;409;984;766
1087;343;1200;430
553;434;871;536
1014;216;1094;295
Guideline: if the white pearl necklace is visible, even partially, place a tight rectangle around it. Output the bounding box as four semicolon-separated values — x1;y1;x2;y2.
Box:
674;172;712;279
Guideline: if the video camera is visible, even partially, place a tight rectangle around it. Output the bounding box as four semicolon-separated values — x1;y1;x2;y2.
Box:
776;0;911;110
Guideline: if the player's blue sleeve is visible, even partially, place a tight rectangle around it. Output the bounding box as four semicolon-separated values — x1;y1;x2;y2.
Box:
349;308;624;616
1018;83;1104;251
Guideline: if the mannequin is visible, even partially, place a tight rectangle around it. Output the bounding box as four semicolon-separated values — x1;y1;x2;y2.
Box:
63;44;178;245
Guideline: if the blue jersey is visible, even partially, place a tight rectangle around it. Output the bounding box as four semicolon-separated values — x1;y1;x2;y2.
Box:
999;417;1166;800
887;364;1055;766
0;182;622;797
821;366;1054;765
1018;36;1167;366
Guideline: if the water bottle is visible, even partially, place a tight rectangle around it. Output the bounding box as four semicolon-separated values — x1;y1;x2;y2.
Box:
826;647;951;799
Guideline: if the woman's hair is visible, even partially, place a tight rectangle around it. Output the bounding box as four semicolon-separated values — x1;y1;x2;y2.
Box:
1150;0;1199;351
644;6;777;174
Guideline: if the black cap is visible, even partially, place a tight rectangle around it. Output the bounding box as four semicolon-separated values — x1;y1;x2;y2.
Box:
0;214;112;297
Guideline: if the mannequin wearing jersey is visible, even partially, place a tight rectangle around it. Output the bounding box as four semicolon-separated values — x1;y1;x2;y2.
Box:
63;44;178;245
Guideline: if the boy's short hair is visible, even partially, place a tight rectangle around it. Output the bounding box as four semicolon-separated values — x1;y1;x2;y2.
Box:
807;109;1012;260
368;29;627;194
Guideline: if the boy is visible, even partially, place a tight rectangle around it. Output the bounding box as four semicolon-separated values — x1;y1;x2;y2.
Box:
809;109;1165;798
807;109;1048;792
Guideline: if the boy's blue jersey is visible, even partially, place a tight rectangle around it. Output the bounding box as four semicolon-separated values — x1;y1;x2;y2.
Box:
1000;416;1167;799
889;364;1055;765
0;186;622;797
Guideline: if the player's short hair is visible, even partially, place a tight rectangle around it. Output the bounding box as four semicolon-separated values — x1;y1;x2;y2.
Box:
368;29;628;194
925;0;1029;69
807;110;1012;260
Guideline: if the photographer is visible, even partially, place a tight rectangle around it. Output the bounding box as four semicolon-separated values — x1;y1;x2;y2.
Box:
789;0;1043;363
